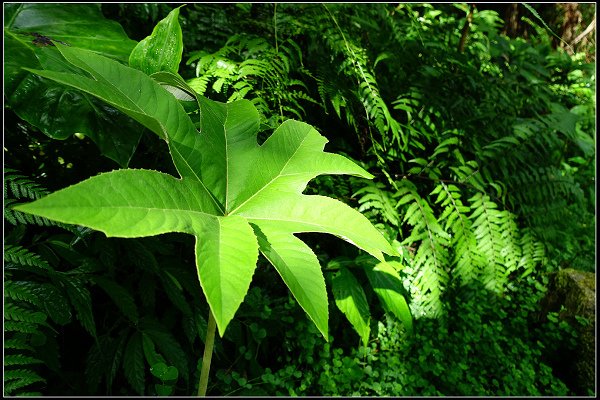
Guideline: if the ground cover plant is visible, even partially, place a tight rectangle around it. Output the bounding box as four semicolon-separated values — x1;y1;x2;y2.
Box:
4;3;595;396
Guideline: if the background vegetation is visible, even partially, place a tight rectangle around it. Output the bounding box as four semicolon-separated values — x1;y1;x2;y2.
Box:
4;3;596;396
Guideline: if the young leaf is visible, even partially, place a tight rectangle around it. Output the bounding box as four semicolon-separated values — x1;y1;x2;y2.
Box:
15;46;396;339
129;5;184;75
332;267;371;346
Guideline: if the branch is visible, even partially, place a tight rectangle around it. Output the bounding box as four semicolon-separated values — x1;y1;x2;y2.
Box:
571;16;596;46
458;4;475;53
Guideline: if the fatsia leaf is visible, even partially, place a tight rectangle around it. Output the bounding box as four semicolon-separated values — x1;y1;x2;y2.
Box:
365;261;413;333
331;267;371;346
15;46;396;338
129;6;184;75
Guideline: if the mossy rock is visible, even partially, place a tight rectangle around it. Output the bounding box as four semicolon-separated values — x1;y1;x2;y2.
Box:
540;268;595;395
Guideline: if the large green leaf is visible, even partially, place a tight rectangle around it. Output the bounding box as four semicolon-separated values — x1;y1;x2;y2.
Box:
332;267;371;346
23;44;209;186
15;45;396;338
4;4;142;167
365;261;413;333
129;6;184;75
4;3;136;62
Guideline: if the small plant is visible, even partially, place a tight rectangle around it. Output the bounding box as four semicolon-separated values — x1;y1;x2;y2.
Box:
215;274;572;396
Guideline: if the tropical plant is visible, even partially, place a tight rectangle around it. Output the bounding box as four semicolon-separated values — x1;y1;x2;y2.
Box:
12;7;399;394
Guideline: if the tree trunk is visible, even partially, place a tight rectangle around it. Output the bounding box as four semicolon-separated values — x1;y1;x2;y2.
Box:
559;3;583;54
503;4;520;38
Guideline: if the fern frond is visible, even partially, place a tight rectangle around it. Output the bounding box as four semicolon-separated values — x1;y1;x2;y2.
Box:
448;160;487;193
3;354;44;367
395;180;450;318
3;245;52;271
4;369;46;383
498;210;522;279
4;281;43;307
4;168;49;200
354;181;400;233
4;321;43;334
431;182;485;286
187;33;317;128
3;369;45;396
3;169;62;227
4;303;48;324
320;7;405;150
4;280;71;325
468;193;524;292
518;228;547;277
3;338;35;352
60;277;97;338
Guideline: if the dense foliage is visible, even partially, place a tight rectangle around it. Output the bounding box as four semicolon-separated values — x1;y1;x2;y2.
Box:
4;3;595;396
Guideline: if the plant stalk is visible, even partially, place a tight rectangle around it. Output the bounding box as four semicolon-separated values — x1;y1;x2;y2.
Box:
197;310;217;397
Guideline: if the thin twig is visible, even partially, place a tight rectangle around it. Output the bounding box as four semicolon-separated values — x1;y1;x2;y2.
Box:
571;16;596;46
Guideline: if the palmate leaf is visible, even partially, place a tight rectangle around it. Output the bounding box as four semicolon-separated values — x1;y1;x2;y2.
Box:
15;45;396;339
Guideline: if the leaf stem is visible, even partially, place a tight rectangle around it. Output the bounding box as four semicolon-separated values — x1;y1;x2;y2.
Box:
197;309;217;396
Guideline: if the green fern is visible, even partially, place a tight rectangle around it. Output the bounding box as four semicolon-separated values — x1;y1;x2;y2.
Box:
4;271;50;395
468;193;522;293
4;168;55;227
319;5;405;151
4;169;90;240
517;228;547;278
3;368;45;396
395;179;450;318
4;214;101;395
431;182;485;286
4;168;49;200
354;181;400;240
187;34;318;130
4;245;52;272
